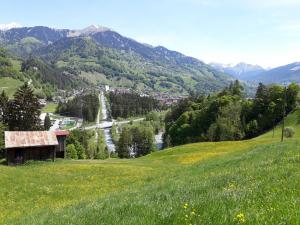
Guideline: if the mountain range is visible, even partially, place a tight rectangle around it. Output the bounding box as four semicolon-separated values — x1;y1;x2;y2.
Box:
0;25;234;94
209;62;266;80
211;62;300;85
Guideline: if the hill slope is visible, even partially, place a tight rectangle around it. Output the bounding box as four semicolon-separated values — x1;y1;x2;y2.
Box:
0;26;233;94
1;108;299;224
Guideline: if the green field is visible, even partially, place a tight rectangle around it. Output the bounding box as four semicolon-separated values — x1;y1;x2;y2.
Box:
0;77;23;98
42;102;58;113
0;110;299;224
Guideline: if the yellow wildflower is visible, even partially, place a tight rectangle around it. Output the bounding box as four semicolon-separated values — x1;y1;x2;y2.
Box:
236;212;246;223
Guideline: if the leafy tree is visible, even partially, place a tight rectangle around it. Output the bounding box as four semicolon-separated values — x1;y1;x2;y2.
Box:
207;102;244;141
76;143;86;159
66;144;78;159
117;127;132;158
44;113;51;130
286;83;300;113
164;82;299;147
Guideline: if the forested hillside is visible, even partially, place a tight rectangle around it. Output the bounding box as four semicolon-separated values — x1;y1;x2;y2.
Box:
0;26;234;94
164;80;299;146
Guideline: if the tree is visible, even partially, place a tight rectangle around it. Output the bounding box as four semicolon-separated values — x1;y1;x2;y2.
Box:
76;143;86;159
7;83;42;131
66;144;78;159
207;102;244;141
117;127;132;158
0;122;5;158
0;91;8;123
44;113;51;130
132;126;155;157
286;83;300;113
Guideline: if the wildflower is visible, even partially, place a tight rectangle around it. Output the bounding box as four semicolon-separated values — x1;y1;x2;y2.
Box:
183;203;189;209
235;212;246;223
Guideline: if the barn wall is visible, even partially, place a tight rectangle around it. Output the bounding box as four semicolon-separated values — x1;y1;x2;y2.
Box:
6;146;56;165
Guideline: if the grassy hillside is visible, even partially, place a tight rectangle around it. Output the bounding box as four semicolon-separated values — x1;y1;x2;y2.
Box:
0;110;299;224
0;77;23;97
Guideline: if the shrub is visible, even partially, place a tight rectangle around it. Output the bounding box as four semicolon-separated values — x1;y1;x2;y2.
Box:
284;127;295;138
66;144;78;159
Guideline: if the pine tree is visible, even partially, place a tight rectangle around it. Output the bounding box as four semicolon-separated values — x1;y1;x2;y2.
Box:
44;113;51;130
8;83;42;131
0;91;8;123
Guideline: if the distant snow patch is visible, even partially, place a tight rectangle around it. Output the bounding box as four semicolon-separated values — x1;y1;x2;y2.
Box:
290;66;300;71
0;22;22;31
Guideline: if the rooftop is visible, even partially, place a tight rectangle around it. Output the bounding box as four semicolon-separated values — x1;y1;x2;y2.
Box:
5;131;58;149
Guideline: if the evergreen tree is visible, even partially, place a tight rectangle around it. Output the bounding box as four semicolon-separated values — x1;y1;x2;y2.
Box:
0;91;8;123
0;122;5;157
8;83;41;131
44;113;51;130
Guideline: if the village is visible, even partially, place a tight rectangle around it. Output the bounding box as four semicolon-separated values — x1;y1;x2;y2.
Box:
4;85;174;165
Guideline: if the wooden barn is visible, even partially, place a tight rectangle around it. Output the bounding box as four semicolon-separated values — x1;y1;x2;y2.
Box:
55;130;70;158
5;131;69;165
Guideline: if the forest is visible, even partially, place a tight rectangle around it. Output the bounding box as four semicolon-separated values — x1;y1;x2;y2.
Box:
108;92;161;118
164;80;300;146
56;92;99;122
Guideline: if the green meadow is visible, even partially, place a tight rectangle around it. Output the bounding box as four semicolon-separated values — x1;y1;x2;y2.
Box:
41;102;58;113
0;77;23;98
0;110;299;224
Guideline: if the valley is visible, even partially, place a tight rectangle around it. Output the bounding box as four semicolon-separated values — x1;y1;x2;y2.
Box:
0;6;300;224
0;108;299;224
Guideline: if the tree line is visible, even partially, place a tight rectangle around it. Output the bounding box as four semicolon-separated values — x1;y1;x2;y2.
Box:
115;111;164;158
56;93;99;122
164;80;300;147
66;129;108;160
108;92;161;118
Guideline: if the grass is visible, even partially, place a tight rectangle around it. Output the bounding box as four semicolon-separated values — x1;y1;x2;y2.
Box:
0;110;300;224
0;77;23;98
41;102;58;113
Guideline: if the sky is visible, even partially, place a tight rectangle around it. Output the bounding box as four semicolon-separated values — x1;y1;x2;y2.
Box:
0;0;300;68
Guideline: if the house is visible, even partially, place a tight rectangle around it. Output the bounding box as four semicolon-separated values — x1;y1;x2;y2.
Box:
5;131;58;165
55;130;70;158
5;130;70;165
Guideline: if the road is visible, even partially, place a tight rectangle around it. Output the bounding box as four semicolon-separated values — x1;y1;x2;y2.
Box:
83;118;145;130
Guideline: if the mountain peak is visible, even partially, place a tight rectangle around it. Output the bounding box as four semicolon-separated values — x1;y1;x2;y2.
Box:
0;22;22;31
81;25;111;34
68;25;111;37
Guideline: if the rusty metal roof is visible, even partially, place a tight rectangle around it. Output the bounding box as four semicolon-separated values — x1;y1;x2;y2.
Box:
5;131;59;149
55;130;70;136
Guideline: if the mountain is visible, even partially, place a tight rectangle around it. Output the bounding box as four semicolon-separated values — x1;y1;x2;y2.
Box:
0;25;234;94
251;62;300;84
210;62;265;80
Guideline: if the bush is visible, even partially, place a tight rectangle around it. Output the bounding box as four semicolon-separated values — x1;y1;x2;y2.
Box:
66;144;78;159
284;127;295;138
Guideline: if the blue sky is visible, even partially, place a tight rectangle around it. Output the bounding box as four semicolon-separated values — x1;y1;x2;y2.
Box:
1;0;300;68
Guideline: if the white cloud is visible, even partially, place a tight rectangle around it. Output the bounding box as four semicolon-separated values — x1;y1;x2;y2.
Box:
0;22;22;31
